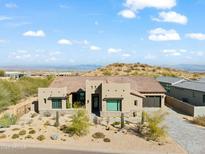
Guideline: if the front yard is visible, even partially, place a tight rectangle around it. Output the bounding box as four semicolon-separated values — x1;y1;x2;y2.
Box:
0;110;186;154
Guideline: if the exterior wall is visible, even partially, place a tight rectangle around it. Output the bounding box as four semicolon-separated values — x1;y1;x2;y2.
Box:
85;80;103;115
166;95;205;117
170;86;205;106
101;83;143;117
38;87;67;114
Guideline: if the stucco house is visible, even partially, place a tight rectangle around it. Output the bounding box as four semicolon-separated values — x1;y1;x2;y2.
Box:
38;76;166;117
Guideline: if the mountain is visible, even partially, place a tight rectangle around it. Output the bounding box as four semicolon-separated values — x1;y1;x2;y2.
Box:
169;64;205;72
83;63;205;79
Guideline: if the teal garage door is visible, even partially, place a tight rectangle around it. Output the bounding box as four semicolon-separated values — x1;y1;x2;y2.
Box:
106;99;121;111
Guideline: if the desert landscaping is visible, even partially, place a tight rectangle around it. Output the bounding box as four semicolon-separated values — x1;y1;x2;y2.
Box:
0;109;186;154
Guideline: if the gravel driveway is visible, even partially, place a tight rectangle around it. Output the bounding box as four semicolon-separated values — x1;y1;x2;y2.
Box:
165;108;205;154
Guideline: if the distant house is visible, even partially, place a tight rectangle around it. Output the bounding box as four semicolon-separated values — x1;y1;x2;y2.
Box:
5;71;27;79
38;76;166;117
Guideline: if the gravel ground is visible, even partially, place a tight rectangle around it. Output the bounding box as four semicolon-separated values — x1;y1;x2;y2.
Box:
165;108;205;154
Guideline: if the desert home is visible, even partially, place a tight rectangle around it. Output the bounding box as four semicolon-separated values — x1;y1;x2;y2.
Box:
38;76;166;117
157;76;205;116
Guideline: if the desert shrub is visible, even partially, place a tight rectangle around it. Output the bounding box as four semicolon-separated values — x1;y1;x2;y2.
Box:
12;128;20;131
140;112;167;141
19;130;26;136
65;110;89;136
44;121;51;126
0;70;5;77
29;129;36;134
12;134;19;139
192;116;205;127
0;114;17;128
37;135;45;141
111;121;120;127
73;102;84;108
0;76;54;111
103;138;111;142
92;132;105;139
102;69;112;76
0;134;6;139
25;135;33;139
66;98;71;109
31;113;38;118
43;111;51;117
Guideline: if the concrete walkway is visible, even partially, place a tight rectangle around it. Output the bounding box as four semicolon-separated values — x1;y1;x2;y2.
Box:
165;107;205;154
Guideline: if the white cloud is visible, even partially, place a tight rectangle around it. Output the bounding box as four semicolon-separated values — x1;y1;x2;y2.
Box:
0;16;12;21
119;0;176;17
57;39;72;45
122;53;131;57
118;9;136;19
5;3;18;9
186;33;205;40
125;0;176;10
90;45;101;51
153;11;188;25
23;30;45;37
59;4;69;9
107;48;122;54
148;28;181;41
9;50;31;60
162;49;186;56
94;21;99;25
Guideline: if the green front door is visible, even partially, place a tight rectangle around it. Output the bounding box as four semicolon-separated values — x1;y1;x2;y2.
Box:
106;99;121;111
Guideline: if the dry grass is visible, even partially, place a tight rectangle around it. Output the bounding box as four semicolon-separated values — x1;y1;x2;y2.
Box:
83;63;205;79
192;116;205;127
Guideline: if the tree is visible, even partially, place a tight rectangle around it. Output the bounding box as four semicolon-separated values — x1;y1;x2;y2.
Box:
0;70;5;77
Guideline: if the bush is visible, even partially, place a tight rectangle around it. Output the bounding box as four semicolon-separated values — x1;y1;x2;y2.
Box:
192;116;205;127
43;111;51;117
92;132;105;139
139;111;167;141
66;110;90;136
0;114;17;128
73;102;84;108
25;135;33;139
0;70;5;77
111;121;120;127
103;138;111;142
29;129;36;134
19;130;26;136
66;98;71;109
12;134;19;139
37;135;45;141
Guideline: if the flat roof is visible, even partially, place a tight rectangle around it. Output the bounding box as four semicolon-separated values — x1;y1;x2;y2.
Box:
156;76;183;84
173;81;205;93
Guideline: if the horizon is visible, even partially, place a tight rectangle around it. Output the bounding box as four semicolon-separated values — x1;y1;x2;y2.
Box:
0;0;205;66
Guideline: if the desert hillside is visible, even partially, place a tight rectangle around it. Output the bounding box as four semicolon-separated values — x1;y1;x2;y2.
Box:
83;63;205;79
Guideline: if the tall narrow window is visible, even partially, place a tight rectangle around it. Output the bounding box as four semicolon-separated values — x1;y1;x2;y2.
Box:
203;95;205;104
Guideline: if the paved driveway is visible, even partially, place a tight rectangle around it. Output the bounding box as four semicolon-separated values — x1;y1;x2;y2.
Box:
165;108;205;154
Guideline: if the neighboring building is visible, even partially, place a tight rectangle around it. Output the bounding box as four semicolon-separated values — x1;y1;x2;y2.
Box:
170;80;205;106
38;76;166;117
156;76;185;94
5;71;27;79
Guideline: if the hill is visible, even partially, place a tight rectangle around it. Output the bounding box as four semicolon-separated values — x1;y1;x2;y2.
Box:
83;63;205;79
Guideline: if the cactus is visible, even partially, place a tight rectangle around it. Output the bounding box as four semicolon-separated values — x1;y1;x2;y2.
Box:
55;111;60;127
121;113;125;129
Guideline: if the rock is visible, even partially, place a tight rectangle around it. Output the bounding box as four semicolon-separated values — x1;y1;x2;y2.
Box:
106;126;110;130
0;128;7;133
51;134;59;140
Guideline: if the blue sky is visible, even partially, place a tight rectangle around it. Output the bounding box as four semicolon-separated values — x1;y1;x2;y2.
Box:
0;0;205;66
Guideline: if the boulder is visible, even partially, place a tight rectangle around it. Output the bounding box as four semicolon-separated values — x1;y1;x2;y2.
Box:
50;134;59;140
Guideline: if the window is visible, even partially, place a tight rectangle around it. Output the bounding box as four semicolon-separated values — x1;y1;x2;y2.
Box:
134;100;138;106
44;98;46;104
203;95;205;104
52;99;62;109
106;99;121;111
